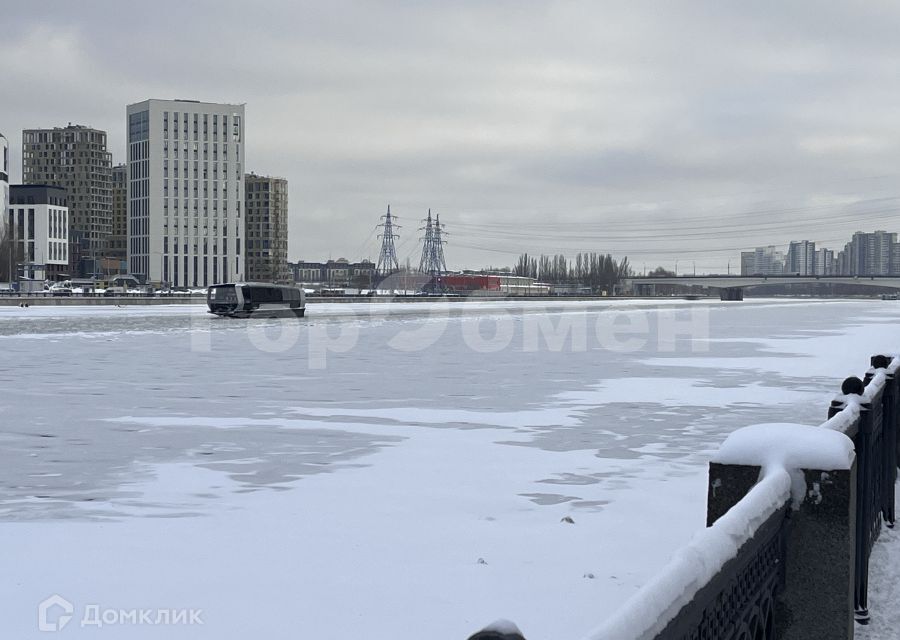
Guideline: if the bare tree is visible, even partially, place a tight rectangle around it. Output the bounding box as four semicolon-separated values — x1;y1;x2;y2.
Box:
514;252;630;293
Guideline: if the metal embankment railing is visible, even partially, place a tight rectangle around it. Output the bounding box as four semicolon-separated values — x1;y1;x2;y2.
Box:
865;355;899;529
829;354;899;624
648;503;788;639
467;353;900;640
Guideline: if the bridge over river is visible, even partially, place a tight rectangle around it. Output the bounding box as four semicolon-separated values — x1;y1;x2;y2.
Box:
626;274;900;299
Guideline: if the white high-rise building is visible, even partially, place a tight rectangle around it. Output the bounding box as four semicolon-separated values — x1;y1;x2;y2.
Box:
126;99;245;287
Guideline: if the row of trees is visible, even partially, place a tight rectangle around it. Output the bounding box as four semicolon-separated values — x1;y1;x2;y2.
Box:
514;252;631;293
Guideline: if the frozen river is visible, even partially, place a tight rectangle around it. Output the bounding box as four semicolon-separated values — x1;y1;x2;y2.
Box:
1;298;898;638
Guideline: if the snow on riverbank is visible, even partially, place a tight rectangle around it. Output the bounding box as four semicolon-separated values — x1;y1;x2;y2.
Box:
858;501;900;640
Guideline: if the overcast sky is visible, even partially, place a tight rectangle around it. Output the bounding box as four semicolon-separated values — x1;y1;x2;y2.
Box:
4;1;900;273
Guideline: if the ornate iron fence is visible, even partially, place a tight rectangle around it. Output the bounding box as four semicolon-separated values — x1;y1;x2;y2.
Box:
866;355;898;528
651;504;789;640
827;357;900;624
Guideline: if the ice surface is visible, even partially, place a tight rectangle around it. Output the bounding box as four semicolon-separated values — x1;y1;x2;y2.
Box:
584;469;791;640
1;298;898;639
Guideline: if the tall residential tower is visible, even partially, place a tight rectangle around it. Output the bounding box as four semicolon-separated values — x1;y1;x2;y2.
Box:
21;124;112;277
786;240;816;276
108;164;128;270
126;99;245;286
244;173;290;283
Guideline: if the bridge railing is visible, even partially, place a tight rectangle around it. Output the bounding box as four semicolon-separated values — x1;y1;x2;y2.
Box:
468;354;900;640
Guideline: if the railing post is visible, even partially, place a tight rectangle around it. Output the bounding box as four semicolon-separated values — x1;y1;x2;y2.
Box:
869;355;897;528
828;377;883;624
708;459;856;639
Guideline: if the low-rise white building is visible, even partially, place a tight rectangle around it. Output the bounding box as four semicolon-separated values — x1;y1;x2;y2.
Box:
8;185;69;281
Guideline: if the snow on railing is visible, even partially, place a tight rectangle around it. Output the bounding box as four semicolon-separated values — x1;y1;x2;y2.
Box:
583;422;856;640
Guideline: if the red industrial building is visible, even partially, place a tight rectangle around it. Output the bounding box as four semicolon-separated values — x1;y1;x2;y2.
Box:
438;273;550;295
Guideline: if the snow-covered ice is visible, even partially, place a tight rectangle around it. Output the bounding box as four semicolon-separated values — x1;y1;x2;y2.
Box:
584;468;792;640
0;298;898;638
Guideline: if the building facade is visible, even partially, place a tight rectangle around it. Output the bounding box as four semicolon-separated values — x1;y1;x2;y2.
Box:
0;133;8;230
126;99;245;287
21;125;112;277
7;185;69;281
891;244;900;276
749;246;785;275
1;133;8;282
244;173;290;282
838;231;896;276
815;248;835;276
786;240;816;275
289;259;376;286
108;164;128;262
739;251;755;276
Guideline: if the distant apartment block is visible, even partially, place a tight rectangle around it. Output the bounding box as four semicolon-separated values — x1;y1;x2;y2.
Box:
786;240;816;275
739;251;754;276
741;230;900;278
7;184;69;281
742;246;784;275
290;259;376;286
891;244;900;276
845;230;894;276
244;173;290;283
21;124;112;277
126;99;245;286
815;248;835;276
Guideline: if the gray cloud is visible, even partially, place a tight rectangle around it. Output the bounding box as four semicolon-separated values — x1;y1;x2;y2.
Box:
4;0;900;272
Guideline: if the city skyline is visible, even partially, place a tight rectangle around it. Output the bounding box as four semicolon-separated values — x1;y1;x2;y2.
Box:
5;2;900;272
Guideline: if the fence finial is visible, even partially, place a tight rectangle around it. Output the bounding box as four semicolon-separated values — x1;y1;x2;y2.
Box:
841;376;864;395
467;619;526;640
